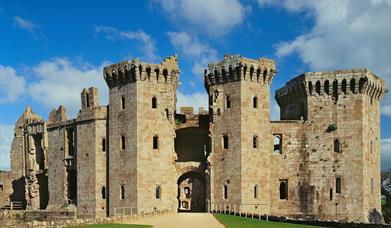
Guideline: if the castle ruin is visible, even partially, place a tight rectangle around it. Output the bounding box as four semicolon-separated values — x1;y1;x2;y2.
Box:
0;54;387;223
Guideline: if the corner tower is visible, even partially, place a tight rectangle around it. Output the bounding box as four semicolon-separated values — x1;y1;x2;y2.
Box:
205;54;276;213
276;69;387;222
104;55;179;215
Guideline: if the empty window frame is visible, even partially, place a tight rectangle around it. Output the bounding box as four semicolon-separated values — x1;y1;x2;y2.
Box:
152;96;157;109
334;139;340;153
279;180;288;200
121;95;125;110
253;96;258;108
121;135;126;150
120;185;125;200
102;138;106;152
336;177;342;194
223;184;228;199
273;134;282;154
102;186;106;199
253;135;258;149
156;185;161;199
254;185;258;199
329;188;333;201
226;95;231;108
223;134;229;149
153;135;159;149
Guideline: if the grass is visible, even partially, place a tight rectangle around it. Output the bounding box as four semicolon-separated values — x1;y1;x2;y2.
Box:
214;214;324;228
70;224;151;228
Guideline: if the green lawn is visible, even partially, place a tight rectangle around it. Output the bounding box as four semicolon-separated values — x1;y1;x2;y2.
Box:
214;214;324;228
70;224;151;228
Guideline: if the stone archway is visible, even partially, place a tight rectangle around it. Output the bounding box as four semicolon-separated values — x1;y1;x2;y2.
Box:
177;171;206;212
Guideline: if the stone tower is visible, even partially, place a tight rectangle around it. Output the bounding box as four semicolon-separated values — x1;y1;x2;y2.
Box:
276;69;387;222
104;55;179;215
205;54;276;213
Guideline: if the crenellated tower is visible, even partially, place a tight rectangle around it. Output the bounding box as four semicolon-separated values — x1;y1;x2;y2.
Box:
104;55;179;215
275;69;387;222
205;54;276;213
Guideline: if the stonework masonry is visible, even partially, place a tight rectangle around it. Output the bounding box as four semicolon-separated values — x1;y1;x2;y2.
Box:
0;54;387;224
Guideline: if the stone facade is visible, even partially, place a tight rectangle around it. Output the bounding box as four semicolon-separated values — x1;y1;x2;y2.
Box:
0;54;387;224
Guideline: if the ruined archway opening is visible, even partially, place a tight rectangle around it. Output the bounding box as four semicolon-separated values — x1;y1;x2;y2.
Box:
177;171;206;212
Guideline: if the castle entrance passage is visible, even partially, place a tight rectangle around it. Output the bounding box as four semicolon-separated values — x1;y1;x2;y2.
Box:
177;171;206;212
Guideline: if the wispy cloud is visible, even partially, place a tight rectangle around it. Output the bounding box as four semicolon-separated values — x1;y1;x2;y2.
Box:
0;66;25;104
13;16;46;40
153;0;249;37
167;31;217;76
95;26;159;62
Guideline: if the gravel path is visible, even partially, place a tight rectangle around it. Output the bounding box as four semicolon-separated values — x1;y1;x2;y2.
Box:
130;213;224;228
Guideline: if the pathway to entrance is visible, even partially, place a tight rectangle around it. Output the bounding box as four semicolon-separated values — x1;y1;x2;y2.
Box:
130;213;224;228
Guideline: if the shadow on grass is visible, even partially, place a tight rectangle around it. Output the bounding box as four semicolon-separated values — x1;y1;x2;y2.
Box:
214;214;324;228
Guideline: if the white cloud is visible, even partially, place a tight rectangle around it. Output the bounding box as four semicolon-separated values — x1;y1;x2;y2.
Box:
0;66;25;104
261;0;391;115
167;31;217;76
27;58;108;118
13;16;46;40
177;91;208;113
382;138;391;171
155;0;248;37
95;26;158;62
0;124;13;171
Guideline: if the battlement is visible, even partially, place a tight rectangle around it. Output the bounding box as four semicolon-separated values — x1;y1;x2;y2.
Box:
103;55;179;88
275;68;388;106
81;87;99;109
204;54;276;90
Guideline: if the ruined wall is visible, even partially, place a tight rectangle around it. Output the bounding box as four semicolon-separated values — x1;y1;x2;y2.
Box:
76;88;107;218
269;121;306;217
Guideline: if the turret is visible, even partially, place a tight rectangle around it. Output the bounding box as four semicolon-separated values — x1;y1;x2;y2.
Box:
81;87;99;109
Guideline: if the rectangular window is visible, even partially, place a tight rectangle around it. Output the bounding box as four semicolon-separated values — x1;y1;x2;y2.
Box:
226;95;231;108
121;96;125;110
254;185;258;199
329;188;333;200
223;184;228;199
120;185;125;200
223;135;229;149
336;177;341;194
279;179;288;200
0;183;3;191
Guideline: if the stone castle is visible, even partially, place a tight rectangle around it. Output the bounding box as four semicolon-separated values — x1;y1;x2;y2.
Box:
0;54;388;223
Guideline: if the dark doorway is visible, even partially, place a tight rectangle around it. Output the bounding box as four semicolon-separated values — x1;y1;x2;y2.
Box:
177;171;206;212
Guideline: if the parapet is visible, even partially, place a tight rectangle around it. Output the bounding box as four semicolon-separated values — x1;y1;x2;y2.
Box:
275;68;388;106
103;54;180;88
204;54;276;90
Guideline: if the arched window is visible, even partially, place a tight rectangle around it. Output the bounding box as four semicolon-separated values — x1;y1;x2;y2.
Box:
156;185;161;199
256;68;261;82
102;138;106;152
152;96;157;109
226;95;231;108
359;78;366;93
121;96;125;110
350;78;356;93
253;96;258;108
315;81;321;95
153;135;159;149
253;135;258;149
254;185;258;199
334;139;340;153
324;80;330;95
279;180;288;200
120;185;125;200
121;135;126;150
101;186;106;199
336;177;341;194
273;134;282;154
341;79;347;94
223;135;229;149
217;108;221;116
223;184;228;199
332;80;338;103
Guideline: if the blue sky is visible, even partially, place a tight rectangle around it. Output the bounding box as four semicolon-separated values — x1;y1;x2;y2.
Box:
1;0;391;170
